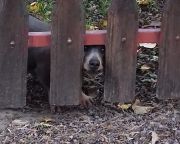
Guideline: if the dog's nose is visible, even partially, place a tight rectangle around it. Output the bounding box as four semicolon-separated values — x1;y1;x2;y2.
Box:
89;59;100;68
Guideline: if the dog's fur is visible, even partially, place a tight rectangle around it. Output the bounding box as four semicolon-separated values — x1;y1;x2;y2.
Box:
28;15;104;107
81;46;104;106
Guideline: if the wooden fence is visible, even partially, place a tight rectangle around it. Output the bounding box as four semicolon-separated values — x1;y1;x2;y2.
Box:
0;0;179;108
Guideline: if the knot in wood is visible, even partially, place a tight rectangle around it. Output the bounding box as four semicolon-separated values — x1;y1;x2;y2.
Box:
121;37;126;42
10;41;15;48
67;38;72;44
176;35;180;40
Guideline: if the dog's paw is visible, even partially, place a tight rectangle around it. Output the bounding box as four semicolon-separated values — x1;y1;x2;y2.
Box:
80;92;93;107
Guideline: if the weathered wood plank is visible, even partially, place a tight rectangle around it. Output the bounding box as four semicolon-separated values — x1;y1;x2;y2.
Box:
0;0;28;108
50;0;84;106
157;0;180;99
105;0;138;103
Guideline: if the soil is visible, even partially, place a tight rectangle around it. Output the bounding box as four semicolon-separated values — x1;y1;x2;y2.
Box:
0;0;180;143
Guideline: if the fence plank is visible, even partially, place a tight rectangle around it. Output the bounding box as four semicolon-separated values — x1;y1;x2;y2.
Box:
50;0;84;106
0;0;28;108
157;0;180;99
105;0;138;103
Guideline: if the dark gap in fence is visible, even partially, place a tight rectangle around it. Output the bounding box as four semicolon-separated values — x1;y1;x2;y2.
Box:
135;0;163;103
26;48;50;109
135;0;166;104
82;45;105;104
26;71;49;109
135;45;159;103
26;14;52;108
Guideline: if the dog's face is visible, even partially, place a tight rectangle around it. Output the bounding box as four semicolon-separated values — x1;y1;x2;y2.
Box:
83;46;104;72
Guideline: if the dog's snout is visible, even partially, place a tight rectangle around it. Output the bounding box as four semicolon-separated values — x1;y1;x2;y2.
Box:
89;59;100;69
83;46;104;71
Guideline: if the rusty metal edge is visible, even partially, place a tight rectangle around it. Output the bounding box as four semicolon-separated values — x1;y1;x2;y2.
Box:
28;29;161;47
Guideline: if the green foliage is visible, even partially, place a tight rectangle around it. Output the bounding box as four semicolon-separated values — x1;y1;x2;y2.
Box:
27;0;158;29
27;0;111;24
83;0;111;28
138;0;158;14
137;0;153;5
27;0;54;22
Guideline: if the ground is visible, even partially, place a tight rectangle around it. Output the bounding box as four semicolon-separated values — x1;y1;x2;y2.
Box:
0;46;180;143
0;100;179;143
0;0;180;143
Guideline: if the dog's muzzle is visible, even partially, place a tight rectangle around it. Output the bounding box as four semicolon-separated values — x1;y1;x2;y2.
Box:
89;58;100;71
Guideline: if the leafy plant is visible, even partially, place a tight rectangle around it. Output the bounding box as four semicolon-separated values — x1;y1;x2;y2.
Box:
27;0;54;22
83;0;111;29
27;0;158;29
137;0;153;5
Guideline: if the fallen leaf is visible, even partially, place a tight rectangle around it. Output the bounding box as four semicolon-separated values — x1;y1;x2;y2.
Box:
98;19;108;29
40;117;55;123
118;104;132;110
152;56;158;61
137;0;152;5
39;122;53;127
139;43;157;48
12;119;29;126
151;131;159;144
133;99;141;105
86;25;98;30
28;2;40;13
150;21;161;27
132;105;154;114
149;73;157;79
141;78;157;83
140;64;151;70
132;99;154;114
102;20;107;27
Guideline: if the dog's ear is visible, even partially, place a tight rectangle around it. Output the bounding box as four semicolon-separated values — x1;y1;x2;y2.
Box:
101;48;105;52
92;45;105;53
84;46;88;51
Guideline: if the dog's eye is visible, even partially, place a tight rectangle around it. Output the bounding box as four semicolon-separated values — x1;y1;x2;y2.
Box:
101;48;105;52
84;46;88;51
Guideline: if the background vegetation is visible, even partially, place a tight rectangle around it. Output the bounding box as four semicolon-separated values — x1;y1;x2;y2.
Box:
27;0;159;29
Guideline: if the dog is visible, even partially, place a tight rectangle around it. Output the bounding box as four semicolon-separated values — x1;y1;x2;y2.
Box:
81;46;104;106
28;15;104;107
